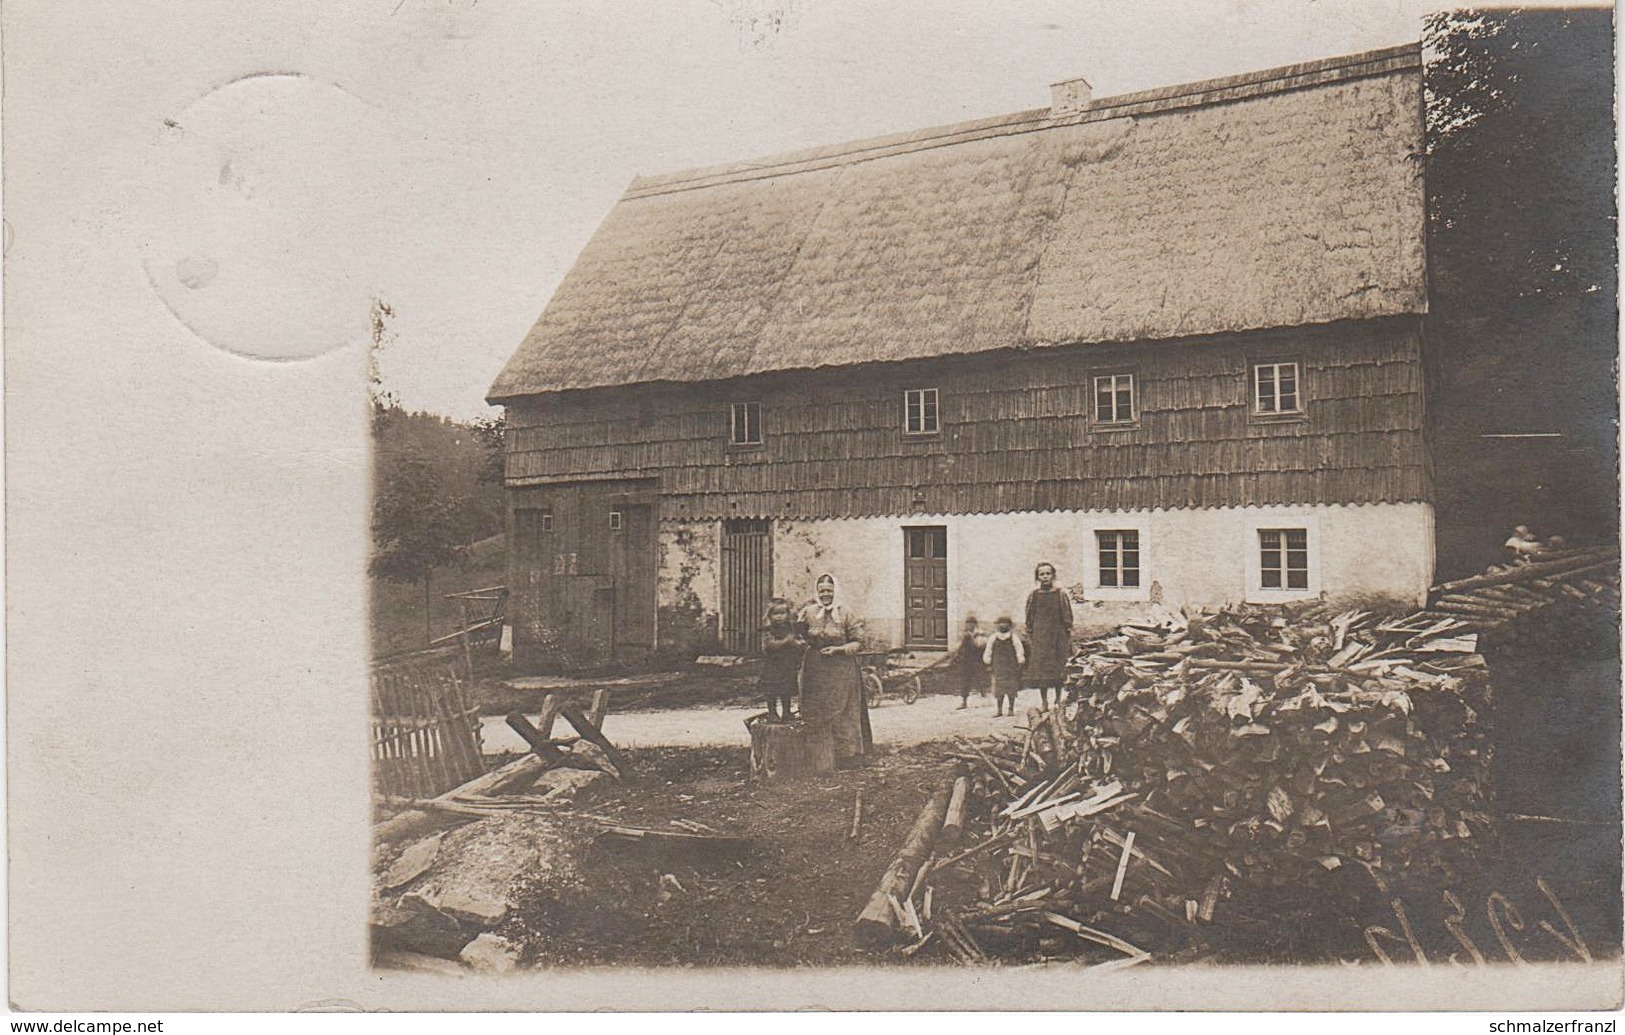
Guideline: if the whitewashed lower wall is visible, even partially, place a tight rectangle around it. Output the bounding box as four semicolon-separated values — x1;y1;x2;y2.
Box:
659;503;1434;652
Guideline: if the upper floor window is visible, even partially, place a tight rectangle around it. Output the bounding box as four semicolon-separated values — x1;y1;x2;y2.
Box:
1094;373;1136;425
609;509;623;531
904;388;940;435
1096;529;1141;588
729;402;762;445
1258;528;1310;590
1253;362;1302;416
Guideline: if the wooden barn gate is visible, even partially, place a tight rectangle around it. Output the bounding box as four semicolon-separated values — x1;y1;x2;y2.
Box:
721;519;773;654
370;650;485;801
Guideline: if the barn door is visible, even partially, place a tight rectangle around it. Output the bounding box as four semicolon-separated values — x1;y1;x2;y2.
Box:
904;526;948;648
609;502;655;661
720;519;773;655
510;481;654;672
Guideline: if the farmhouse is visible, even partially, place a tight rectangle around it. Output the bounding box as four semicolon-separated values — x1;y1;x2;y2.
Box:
488;44;1431;672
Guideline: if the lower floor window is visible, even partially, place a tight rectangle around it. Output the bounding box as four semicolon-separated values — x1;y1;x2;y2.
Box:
1259;528;1309;590
1097;529;1140;588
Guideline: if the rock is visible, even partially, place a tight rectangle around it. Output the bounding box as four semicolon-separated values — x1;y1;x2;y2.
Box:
531;767;610;801
371;899;468;959
409;885;510;928
568;741;621;780
460;932;523;974
381;833;443;890
375;950;468;977
403;814;579;930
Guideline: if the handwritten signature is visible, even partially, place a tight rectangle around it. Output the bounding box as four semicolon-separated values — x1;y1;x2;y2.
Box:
1365;877;1593;966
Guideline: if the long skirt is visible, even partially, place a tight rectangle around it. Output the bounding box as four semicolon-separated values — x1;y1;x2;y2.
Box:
800;652;872;760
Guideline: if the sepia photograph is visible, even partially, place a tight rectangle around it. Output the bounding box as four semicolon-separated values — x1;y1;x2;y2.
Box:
5;0;1620;1016
363;1;1619;989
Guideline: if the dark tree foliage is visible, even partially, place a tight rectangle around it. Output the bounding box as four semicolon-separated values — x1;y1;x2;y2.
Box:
1423;9;1619;573
1425;8;1617;306
473;413;507;488
369;300;509;643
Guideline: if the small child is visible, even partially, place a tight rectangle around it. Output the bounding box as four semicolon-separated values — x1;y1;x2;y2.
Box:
759;598;805;722
954;616;987;709
1505;525;1543;564
982;615;1026;717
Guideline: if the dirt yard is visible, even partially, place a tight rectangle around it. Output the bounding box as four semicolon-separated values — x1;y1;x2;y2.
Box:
494;742;964;967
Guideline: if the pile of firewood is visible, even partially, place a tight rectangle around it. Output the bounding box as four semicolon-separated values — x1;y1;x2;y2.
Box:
855;603;1502;965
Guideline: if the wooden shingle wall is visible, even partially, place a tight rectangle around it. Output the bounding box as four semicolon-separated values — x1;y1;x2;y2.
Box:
504;319;1428;520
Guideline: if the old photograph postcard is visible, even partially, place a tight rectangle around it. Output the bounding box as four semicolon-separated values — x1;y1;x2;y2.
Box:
6;0;1622;1013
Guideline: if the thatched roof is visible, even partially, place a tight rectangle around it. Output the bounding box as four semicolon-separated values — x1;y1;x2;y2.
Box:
489;44;1424;401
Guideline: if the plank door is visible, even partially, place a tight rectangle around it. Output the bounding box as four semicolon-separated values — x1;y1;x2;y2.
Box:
720;519;773;655
903;526;948;648
608;502;656;660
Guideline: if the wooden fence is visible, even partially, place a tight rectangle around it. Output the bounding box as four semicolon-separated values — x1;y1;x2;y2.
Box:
370;650;486;802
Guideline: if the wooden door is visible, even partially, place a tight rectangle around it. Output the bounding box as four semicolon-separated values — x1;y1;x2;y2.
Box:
510;480;654;671
609;502;656;658
904;526;948;648
720;519;773;654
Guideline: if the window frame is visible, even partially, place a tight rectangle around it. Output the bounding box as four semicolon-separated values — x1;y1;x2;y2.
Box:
1080;517;1152;601
1095;529;1143;591
902;387;941;437
728;401;763;447
1091;371;1139;429
1245;517;1320;602
1251;360;1306;420
608;509;624;532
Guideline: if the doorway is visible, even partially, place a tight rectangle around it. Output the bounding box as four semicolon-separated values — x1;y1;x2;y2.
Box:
903;526;948;648
720;519;773;654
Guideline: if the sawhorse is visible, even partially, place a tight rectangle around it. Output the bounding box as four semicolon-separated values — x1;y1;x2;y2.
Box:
505;688;631;777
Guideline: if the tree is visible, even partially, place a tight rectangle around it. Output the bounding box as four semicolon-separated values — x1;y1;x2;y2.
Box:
1425;9;1617;306
1422;10;1618;572
473;412;506;488
371;447;469;646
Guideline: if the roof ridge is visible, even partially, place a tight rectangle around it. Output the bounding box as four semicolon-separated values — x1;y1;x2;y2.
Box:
625;41;1419;200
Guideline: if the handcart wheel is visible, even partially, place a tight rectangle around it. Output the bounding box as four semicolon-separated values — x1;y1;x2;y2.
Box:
862;668;884;708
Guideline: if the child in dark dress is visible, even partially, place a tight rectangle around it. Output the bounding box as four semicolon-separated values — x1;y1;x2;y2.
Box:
982;615;1027;717
954;615;987;709
759;598;805;722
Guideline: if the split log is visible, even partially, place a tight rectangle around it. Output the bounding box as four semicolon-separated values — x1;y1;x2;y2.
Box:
942;776;971;844
375;753;549;846
747;715;835;780
849;789;865;842
534;693;567;740
854;782;953;948
1432;551;1618;594
597;823;751;855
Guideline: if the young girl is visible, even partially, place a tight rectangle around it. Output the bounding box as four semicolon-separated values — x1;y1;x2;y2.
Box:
982;615;1026;717
954;615;987;709
759;598;805;722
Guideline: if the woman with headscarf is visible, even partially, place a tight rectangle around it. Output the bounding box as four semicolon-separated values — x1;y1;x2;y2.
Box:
796;573;873;766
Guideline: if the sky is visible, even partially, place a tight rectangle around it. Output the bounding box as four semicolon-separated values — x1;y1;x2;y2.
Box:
96;0;1579;421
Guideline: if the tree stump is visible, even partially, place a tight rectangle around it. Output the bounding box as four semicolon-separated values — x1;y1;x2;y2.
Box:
746;714;835;780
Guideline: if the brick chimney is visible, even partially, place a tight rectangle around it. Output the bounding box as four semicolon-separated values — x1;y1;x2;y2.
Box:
1050;75;1093;116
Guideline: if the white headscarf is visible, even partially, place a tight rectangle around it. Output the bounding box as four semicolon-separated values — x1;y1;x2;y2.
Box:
813;572;839;620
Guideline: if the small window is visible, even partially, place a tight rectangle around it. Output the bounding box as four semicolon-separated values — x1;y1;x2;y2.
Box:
1093;374;1136;425
1259;528;1309;590
729;402;762;445
540;510;554;533
903;388;940;435
1254;362;1302;415
609;510;623;531
1097;530;1140;588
